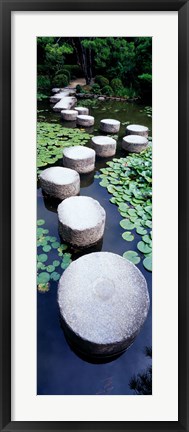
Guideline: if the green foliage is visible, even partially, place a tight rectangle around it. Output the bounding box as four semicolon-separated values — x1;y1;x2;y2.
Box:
78;98;99;108
101;85;113;96
76;84;83;93
111;78;123;91
123;251;141;265
57;68;70;81
37;75;51;93
37;122;92;174
37;220;72;292
95;75;109;87
98;146;152;271
63;64;83;78
53;73;69;87
91;83;101;94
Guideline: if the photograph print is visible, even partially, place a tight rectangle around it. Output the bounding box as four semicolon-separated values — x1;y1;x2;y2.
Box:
37;36;152;396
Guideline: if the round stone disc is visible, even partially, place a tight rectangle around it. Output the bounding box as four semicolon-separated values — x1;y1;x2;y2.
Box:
91;136;117;157
58;196;106;247
126;124;149;137
63;146;96;173
58;252;150;358
100;119;120;133
39;166;80;199
122;135;148;153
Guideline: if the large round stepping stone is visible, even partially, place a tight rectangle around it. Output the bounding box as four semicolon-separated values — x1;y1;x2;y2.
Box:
100;119;120;133
77;115;94;127
58;252;150;358
39;167;80;200
122;135;148;153
74;107;89;115
63;146;95;174
126;124;149;137
58;196;106;247
61;110;78;121
91;136;117;157
53;97;77;112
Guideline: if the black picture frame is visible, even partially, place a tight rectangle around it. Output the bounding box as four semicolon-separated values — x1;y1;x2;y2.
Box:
0;1;188;431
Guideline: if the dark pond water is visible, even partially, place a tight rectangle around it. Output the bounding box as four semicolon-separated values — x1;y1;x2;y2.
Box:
37;98;152;395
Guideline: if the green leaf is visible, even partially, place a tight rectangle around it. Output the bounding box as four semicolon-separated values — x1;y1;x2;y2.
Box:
123;250;141;265
46;265;55;273
37;219;45;226
53;260;60;267
122;231;134;241
38;253;48;263
136;226;148;235
37;272;50;284
143;255;152;271
52;241;60;249
118;203;129;212
142;234;151;244
137;241;152;254
120;219;135;230
51;272;61;281
42;245;51;252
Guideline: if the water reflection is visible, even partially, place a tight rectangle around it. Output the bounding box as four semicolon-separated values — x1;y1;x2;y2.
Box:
60;320;123;365
80;171;94;188
129;346;152;395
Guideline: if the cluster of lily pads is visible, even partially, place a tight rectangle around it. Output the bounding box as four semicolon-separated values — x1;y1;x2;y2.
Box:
37;122;92;175
96;145;152;271
37;219;72;293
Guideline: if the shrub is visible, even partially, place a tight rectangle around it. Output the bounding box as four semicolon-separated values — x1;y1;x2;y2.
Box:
101;85;113;96
95;75;109;88
76;84;83;93
53;74;69;88
37;75;51;92
111;78;123;91
63;64;83;78
91;83;101;94
56;69;70;81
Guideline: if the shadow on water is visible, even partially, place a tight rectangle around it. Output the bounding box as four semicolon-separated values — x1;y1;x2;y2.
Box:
37;98;152;395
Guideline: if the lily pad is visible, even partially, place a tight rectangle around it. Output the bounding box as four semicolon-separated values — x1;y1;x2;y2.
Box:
120;219;135;230
122;231;134;242
37;272;50;284
38;253;48;263
123;250;141;265
143;255;152;272
137;241;152;254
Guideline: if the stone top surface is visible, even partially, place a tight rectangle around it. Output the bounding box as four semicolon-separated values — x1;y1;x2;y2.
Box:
127;124;148;132
63;146;95;160
54;97;76;109
40;166;79;185
101;119;120;125
77;115;94;121
62;110;77;115
123;135;148;144
58;196;105;230
74;107;87;111
92;136;116;145
58;252;150;345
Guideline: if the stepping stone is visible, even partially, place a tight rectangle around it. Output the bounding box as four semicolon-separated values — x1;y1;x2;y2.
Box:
58;196;106;247
122;135;148;153
61;110;78;121
39;166;80;200
58;251;150;358
100;119;120;133
50;91;70;103
126;124;149;137
53;97;77;112
63;146;95;173
74;107;89;115
52;88;61;93
91;136;117;157
77;115;94;127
